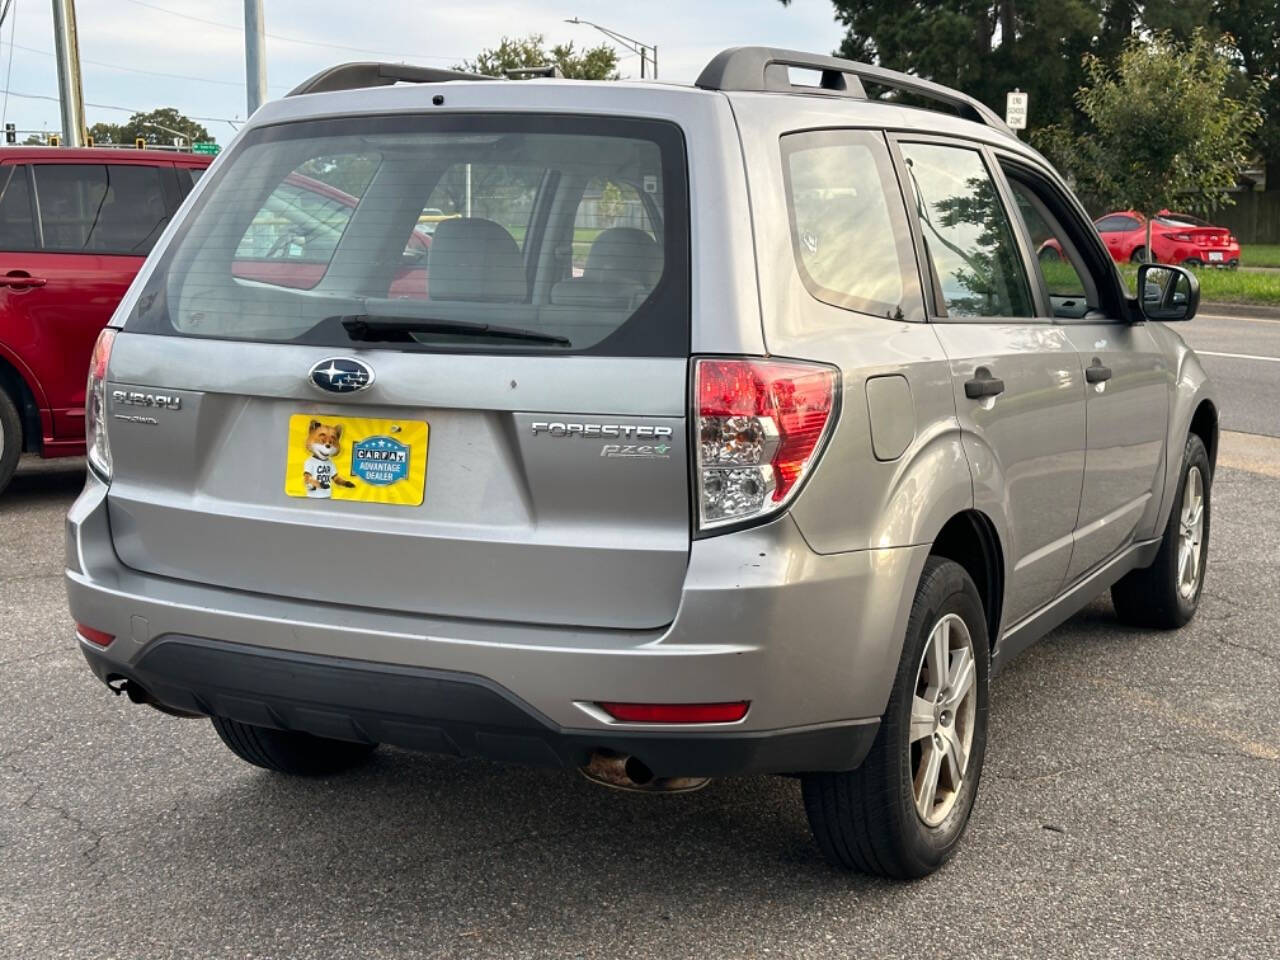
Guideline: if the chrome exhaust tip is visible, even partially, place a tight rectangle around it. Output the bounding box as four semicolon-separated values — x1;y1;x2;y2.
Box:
579;749;711;794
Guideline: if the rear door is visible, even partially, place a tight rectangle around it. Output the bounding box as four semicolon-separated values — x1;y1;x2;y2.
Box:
104;113;692;630
0;162;50;427
1001;160;1170;581
895;138;1086;625
18;160;181;440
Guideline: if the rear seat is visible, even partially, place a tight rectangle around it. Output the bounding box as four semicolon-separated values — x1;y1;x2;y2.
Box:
550;227;663;309
424;219;662;345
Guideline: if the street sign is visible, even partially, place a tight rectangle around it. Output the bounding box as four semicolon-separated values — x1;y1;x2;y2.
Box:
192;142;220;155
1005;91;1028;130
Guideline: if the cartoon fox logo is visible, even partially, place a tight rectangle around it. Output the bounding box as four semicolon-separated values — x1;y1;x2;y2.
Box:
302;420;357;498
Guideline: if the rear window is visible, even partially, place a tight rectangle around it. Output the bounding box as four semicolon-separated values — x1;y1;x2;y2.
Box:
124;114;689;356
34;163;174;255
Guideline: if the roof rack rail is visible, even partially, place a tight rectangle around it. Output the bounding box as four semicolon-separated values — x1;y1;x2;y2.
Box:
505;65;564;80
695;47;1011;134
287;61;496;97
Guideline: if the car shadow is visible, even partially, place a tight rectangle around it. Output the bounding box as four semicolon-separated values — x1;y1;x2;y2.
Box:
119;742;903;937
2;456;86;511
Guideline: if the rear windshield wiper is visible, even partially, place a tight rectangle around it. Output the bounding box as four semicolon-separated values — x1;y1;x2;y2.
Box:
337;314;571;346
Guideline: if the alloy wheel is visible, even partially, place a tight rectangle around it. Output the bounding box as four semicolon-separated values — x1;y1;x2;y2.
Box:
1177;466;1205;600
909;613;977;827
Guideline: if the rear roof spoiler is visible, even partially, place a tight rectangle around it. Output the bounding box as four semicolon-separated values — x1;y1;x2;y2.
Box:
695;46;1013;136
287;62;496;97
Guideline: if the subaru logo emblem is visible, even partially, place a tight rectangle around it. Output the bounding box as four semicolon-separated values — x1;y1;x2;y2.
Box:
309;357;375;394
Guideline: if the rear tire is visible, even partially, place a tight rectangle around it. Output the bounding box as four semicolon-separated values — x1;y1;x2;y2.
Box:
0;388;22;498
1112;433;1210;629
801;557;989;879
211;716;377;776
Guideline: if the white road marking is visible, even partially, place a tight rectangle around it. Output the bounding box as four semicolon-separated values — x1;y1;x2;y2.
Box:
1197;350;1280;363
1197;313;1280;324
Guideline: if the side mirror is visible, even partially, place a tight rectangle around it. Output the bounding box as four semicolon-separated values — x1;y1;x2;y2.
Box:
1137;263;1199;322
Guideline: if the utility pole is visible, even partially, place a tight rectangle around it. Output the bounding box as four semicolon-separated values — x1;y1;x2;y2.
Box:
564;18;657;79
51;0;85;146
244;0;267;116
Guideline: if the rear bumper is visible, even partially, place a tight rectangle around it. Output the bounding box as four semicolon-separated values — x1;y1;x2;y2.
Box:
78;635;879;777
66;472;926;775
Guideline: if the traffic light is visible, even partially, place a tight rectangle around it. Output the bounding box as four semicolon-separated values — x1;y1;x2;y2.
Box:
86;135;94;147
135;137;146;149
48;134;61;147
4;123;14;145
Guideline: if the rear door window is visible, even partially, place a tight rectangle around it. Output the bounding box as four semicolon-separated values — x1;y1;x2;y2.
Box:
781;129;917;319
899;142;1033;318
0;165;36;250
124;114;689;356
34;163;175;255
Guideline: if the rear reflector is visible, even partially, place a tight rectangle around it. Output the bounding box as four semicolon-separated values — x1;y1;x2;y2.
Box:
76;623;114;647
598;701;750;724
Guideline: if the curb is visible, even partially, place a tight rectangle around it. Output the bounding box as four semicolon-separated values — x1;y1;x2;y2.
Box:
1199;300;1280;321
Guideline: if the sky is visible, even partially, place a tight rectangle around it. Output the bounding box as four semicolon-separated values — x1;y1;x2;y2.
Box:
0;0;845;141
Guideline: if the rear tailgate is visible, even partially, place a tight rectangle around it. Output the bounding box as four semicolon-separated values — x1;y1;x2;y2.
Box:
105;340;689;629
104;110;693;631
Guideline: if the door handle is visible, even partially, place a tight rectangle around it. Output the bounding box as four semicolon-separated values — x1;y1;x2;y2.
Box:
1085;359;1113;384
964;367;1005;399
1;271;47;290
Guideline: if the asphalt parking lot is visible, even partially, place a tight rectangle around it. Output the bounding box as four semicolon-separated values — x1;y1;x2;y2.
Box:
4;336;1280;958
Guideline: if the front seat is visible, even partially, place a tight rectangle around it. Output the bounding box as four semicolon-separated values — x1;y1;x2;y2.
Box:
551;227;663;308
427;217;527;302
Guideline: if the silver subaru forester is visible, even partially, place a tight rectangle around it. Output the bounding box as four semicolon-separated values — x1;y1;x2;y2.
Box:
66;48;1216;878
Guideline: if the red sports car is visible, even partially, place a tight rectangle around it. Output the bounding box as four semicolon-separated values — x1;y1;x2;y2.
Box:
1039;209;1239;268
1041;210;1240;268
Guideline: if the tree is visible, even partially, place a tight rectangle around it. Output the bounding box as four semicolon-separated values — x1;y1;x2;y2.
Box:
88;108;212;147
1143;0;1280;189
783;1;1278;188
456;34;620;80
778;0;1134;134
1037;30;1264;257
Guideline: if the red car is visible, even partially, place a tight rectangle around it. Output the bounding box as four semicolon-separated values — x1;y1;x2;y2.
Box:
0;147;212;494
230;171;430;297
1104;210;1240;268
1040;210;1240;269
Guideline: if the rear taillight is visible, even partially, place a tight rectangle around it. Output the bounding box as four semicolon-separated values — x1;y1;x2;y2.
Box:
86;329;116;479
1169;232;1193;242
695;358;838;531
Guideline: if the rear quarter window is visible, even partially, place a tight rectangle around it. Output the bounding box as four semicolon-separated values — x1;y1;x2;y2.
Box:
0;165;35;250
781;129;919;320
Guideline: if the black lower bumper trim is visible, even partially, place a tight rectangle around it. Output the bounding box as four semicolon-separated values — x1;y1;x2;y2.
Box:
81;636;878;777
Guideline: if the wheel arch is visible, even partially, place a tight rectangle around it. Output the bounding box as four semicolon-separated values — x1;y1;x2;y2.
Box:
927;509;1004;651
1188;397;1218;473
0;353;43;454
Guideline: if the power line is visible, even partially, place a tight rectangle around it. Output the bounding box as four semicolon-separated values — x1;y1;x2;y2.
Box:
118;0;465;63
1;88;238;125
0;39;285;89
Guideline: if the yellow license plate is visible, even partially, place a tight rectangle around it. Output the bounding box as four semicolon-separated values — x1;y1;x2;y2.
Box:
284;414;428;506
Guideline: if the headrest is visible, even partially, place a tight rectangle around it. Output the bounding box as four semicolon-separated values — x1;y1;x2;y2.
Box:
584;227;662;289
427;217;526;302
